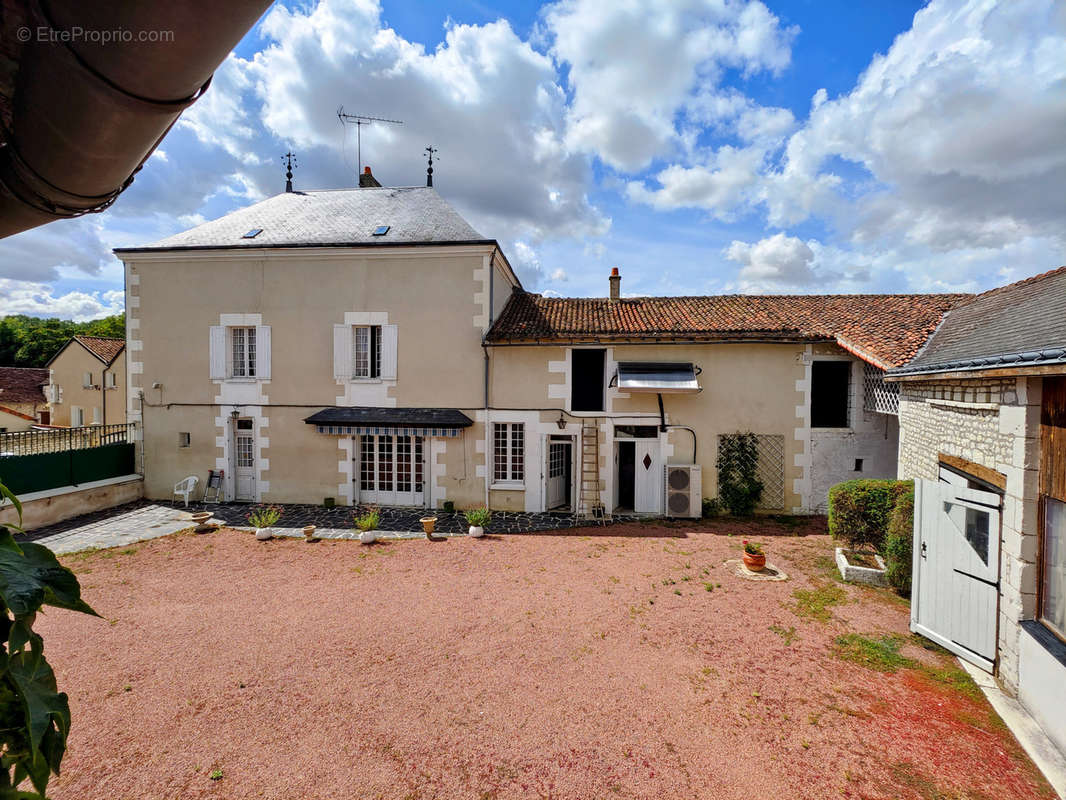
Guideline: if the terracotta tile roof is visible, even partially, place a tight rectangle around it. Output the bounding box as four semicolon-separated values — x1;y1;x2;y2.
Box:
73;336;125;365
487;292;968;369
0;405;37;422
0;367;49;405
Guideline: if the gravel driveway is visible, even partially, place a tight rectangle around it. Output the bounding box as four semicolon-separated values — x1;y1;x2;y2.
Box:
41;520;1052;799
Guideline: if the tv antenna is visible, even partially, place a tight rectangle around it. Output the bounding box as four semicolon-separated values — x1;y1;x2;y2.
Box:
336;108;403;175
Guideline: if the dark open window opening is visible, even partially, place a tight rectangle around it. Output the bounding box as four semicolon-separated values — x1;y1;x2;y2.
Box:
811;361;851;428
572;349;606;412
617;440;635;510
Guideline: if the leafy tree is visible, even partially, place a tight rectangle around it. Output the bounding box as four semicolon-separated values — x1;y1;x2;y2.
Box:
0;481;97;797
0;314;125;367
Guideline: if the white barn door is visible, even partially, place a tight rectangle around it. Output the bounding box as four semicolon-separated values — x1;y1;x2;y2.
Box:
911;478;1001;672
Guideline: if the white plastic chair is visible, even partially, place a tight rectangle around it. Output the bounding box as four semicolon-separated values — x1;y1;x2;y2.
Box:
173;476;199;507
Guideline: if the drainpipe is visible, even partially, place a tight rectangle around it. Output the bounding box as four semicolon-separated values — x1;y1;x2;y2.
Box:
0;0;272;239
101;364;108;427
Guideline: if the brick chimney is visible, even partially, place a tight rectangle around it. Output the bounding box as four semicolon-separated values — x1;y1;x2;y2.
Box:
609;267;621;302
359;166;382;188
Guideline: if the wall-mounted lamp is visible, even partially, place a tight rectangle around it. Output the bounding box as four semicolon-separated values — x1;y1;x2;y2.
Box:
556;413;567;430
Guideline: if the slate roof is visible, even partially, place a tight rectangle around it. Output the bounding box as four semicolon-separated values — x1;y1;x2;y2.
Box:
891;266;1066;376
115;187;487;252
72;336;124;365
486;292;967;370
304;407;474;428
0;367;49;405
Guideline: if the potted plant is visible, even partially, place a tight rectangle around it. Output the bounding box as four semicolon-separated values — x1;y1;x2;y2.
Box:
354;507;380;544
248;505;283;540
464;506;491;538
742;540;766;572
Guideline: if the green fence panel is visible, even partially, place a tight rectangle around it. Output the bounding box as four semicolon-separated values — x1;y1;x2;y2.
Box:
0;444;135;495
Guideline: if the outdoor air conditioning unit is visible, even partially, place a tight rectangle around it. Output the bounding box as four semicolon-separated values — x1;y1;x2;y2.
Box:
664;464;701;518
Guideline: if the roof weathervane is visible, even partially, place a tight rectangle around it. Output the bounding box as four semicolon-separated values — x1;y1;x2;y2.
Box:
425;145;437;188
282;151;297;193
336;107;403;176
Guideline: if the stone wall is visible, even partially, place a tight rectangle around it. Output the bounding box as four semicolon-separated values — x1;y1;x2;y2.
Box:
897;375;1043;692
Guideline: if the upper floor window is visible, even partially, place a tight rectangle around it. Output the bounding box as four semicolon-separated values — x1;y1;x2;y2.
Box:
82;372;93;388
105;372;117;388
571;349;606;412
333;320;397;382
493;422;524;483
230;326;257;378
811;361;851;428
352;325;382;378
209;321;270;381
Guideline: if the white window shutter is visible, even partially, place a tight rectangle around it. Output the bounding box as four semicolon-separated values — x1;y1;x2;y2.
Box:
257;325;271;380
209;326;226;379
333;324;352;381
381;324;398;380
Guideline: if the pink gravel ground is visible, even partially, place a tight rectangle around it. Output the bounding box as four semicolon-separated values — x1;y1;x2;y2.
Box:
39;519;1052;800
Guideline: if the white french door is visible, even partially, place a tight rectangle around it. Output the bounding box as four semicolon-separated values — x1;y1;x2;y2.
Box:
356;434;425;506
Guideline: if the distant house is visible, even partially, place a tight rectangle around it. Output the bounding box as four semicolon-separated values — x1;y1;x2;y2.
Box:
113;173;968;515
45;336;126;427
0;366;51;430
889;266;1066;757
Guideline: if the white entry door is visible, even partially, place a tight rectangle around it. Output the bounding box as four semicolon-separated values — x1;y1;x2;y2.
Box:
234;418;256;501
911;478;1001;672
546;439;571;510
633;439;662;514
357;434;425;506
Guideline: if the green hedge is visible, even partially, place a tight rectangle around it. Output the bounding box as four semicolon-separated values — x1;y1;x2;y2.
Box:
884;487;915;593
827;479;913;553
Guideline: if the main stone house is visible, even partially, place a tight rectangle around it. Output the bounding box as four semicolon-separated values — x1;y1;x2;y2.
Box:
116;181;960;515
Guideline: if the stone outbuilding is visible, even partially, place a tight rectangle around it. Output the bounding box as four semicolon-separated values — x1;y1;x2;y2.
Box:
889;266;1066;757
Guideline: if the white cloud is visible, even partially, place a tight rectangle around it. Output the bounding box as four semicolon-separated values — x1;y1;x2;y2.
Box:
765;0;1066;249
550;268;568;281
0;280;124;321
544;0;797;170
725;233;819;289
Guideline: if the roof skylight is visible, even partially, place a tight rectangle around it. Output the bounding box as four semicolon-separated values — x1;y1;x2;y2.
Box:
373;225;390;236
242;228;263;239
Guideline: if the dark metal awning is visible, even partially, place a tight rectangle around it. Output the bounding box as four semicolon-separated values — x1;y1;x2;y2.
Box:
304;407;474;438
616;362;701;393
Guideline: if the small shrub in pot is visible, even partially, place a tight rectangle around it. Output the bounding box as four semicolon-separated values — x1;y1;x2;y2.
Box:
464;506;491;537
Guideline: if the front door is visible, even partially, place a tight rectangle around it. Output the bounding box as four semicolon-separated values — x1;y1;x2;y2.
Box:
633;439;661;514
234;418;256;501
547;439;572;510
912;478;1002;672
357;434;425;506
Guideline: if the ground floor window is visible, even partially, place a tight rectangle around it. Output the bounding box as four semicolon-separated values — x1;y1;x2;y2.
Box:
493;423;524;483
1041;496;1066;641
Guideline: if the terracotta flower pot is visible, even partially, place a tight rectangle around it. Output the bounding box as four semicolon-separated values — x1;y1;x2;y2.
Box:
420;516;438;537
743;552;766;571
303;525;317;542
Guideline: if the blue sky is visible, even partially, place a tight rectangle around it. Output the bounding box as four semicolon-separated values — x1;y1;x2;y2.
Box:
0;0;1063;319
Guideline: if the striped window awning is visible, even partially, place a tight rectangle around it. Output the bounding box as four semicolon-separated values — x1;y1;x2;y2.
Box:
304;407;474;439
315;425;463;438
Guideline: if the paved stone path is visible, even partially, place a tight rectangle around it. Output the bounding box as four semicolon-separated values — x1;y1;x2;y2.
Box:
19;500;636;554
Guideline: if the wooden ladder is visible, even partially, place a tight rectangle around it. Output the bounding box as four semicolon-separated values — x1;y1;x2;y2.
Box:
579;419;608;520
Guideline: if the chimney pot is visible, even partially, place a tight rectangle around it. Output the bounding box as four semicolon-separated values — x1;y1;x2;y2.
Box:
359;166;382;188
609;268;621;302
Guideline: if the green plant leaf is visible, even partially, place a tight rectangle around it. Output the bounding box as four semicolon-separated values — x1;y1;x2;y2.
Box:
0;543;98;618
0;529;23;557
0;484;22;526
7;649;71;793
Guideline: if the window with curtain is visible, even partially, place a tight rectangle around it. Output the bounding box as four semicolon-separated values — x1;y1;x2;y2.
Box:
230;326;256;377
493;423;524;483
